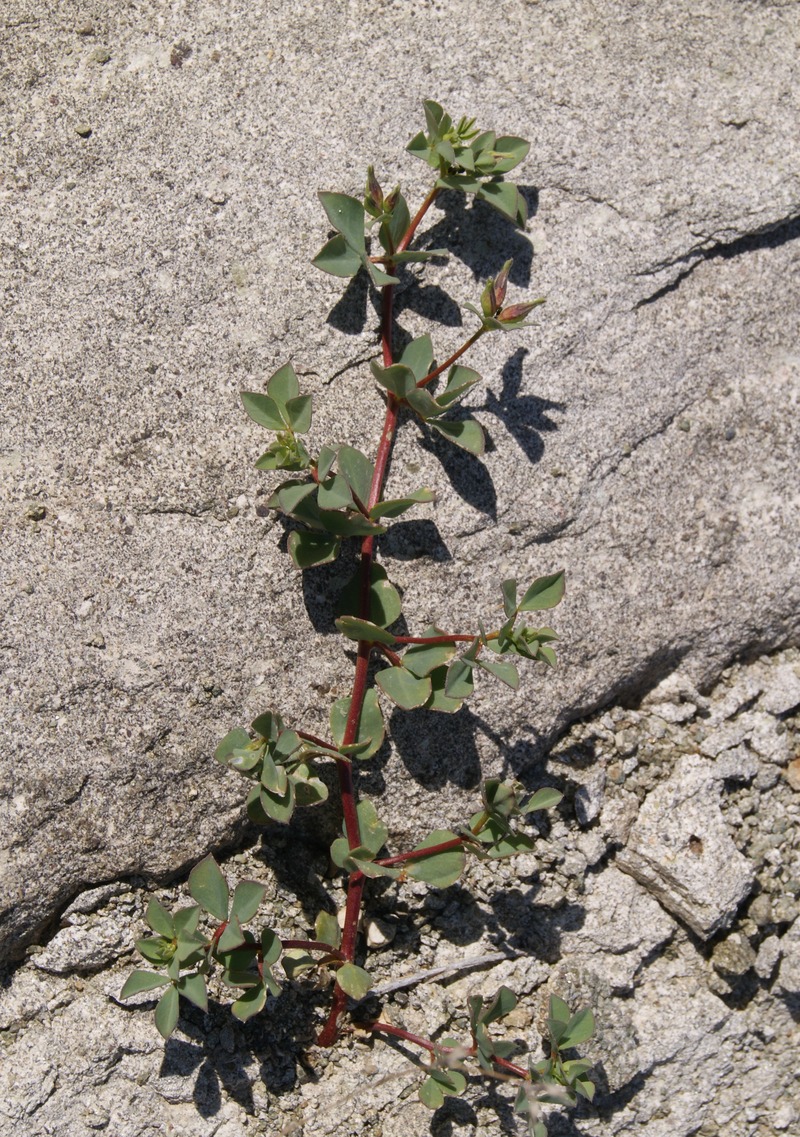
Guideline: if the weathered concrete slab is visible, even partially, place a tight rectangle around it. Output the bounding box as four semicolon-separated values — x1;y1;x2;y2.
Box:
1;0;799;979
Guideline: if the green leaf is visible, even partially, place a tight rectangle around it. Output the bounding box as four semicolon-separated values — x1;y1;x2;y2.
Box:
312;233;363;278
260;750;286;793
315;911;341;951
121;970;171;998
176;972;208;1011
218;914;247;953
477;179;527;226
399;334;434;382
538;644;557;667
364;258;400;288
406;386;446;421
282;950;316;980
369;487;435;520
277;480;316;515
406;830;465;887
389;248;446;263
318;192;365;253
267;364;300;405
337;445;373;504
419;1068;467;1110
317;472;354;511
425;665;464;713
370;360;416;398
230;880;267;924
154;985;179;1039
188;855;229;921
287;531;340;569
353;798;388;854
245;783;270;824
419;1077;445;1110
522;788;563;813
285;394;312;434
445;658;475;699
438;365;482;408
215;727;251;765
481;985;517;1025
476;656;520;689
431;417;485;456
476;819;535;858
253;928;280;970
385;191;411;250
232;982;267;1022
330;837;375;872
402;631;455;677
228;745;263;774
316;445;337;480
558;1008;595;1051
437;173;482;194
519;572;565;611
336;963;372;1000
260;781;296;823
492;136;530;174
251;711;280;742
173;905;201;937
330;688;385;760
146;899;175;939
336;563;402;627
335;615;397;645
375;666;432;709
293;775;329;808
241;391;284;431
548;994;572;1030
501;579;518;619
136;936;175;965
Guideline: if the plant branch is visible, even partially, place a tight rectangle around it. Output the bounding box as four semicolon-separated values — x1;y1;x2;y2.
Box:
397;184;440;254
417;329;485;388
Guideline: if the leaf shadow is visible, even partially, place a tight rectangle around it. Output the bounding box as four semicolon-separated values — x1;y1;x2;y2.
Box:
420;188;539;284
415;421;498;518
477;346;565;467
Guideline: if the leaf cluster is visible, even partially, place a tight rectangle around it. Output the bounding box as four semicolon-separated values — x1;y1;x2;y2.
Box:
408;99;530;227
215;711;329;825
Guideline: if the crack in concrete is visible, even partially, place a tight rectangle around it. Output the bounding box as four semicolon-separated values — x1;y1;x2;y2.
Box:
635;212;800;308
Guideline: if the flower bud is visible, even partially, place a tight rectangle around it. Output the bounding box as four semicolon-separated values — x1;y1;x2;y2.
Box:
497;301;540;324
480;277;498;318
364;165;384;218
493;259;513;308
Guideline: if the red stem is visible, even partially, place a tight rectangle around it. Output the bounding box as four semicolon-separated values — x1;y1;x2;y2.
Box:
397;185;440;254
392;632;480;645
318;182;455;1047
375;835;466;869
417;329;484;389
366;1023;529;1081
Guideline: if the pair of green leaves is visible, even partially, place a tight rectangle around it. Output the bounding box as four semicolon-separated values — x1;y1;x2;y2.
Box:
329;799;465;891
464;778;563;860
407;100;530;227
370;333;485;457
313;185;447;283
215;712;329;825
242;363;312;473
268;443;432;570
